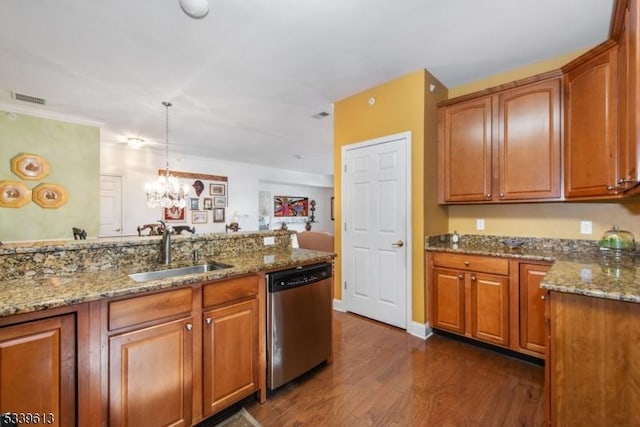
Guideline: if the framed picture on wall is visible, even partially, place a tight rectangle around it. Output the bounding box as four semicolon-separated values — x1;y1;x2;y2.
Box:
274;196;308;217
213;196;226;207
163;207;185;222
190;198;199;210
203;197;213;210
210;183;226;196
213;207;225;223
191;210;208;224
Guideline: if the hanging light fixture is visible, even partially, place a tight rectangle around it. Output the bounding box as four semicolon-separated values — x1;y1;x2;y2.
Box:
145;101;190;209
178;0;209;19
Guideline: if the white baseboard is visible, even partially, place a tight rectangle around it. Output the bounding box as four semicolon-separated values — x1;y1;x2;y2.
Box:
407;321;433;340
332;298;346;312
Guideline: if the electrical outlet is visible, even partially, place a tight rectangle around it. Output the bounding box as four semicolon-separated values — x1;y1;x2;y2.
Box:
263;236;275;246
580;221;593;235
476;218;485;231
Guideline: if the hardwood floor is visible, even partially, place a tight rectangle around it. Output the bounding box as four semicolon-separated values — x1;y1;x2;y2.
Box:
247;311;544;426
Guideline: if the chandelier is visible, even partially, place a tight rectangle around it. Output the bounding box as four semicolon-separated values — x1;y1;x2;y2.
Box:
145;101;190;209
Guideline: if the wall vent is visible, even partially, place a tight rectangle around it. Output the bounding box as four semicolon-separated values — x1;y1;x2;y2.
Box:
12;92;46;105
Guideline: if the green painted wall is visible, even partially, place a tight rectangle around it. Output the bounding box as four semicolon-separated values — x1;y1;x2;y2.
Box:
0;110;100;241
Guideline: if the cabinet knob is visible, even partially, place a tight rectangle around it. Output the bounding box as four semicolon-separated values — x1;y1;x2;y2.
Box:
485;193;492;199
470;275;476;281
185;323;193;331
458;274;464;279
607;185;616;191
499;192;504;198
464;261;470;267
541;295;546;301
205;318;212;325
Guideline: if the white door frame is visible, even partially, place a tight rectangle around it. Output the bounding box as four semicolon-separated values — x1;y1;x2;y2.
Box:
340;131;413;331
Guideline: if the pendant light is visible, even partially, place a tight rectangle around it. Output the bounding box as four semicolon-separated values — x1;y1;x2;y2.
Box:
145;102;190;209
178;0;209;19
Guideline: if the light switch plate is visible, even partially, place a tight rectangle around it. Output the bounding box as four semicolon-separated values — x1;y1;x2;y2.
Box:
580;221;592;235
476;218;485;231
263;236;275;246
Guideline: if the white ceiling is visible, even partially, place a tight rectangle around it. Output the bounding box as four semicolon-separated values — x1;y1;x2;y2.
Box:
0;0;614;177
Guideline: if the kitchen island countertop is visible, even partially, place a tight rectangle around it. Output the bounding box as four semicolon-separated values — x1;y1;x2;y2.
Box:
0;248;333;317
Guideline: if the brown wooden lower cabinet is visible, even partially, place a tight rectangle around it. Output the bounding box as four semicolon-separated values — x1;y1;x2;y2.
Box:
470;272;509;346
0;314;76;427
429;252;550;358
203;298;259;416
518;263;550;356
109;317;194;427
105;274;263;426
430;253;510;347
546;291;640;426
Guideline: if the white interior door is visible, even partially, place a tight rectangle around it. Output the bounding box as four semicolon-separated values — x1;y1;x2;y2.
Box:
100;175;123;237
342;132;410;329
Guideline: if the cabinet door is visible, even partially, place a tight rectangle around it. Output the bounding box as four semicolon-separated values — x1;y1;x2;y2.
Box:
565;47;619;198
618;0;640;190
439;97;493;202
470;273;509;346
431;268;465;334
498;79;561;200
203;299;259;416
0;315;75;427
519;263;550;355
109;317;193;427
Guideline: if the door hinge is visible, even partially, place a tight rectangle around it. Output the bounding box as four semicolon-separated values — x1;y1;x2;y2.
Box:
344;164;347;173
344;281;347;289
344;223;347;232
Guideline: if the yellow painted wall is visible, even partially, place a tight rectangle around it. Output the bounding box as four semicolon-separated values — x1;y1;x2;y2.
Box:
447;47;640;241
333;69;448;324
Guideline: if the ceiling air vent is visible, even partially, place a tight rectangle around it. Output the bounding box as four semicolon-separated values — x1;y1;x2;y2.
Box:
12;92;46;105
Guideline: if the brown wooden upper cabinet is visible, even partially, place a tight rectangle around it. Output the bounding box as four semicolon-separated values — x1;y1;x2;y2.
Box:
617;0;640;192
563;44;620;198
563;0;640;198
438;75;562;203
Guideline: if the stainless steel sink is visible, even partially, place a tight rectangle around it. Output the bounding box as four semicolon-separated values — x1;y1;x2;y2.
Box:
128;262;233;282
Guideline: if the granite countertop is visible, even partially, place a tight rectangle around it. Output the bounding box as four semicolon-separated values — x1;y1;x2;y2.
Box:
426;235;640;304
0;248;333;317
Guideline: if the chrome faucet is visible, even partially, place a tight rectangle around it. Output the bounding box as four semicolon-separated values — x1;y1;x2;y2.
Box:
158;220;172;264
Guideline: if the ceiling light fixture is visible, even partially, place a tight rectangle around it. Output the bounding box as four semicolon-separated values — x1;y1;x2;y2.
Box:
178;0;209;19
127;137;145;150
145;102;190;209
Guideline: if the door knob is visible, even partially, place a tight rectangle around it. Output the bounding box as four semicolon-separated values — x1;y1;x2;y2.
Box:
392;240;404;248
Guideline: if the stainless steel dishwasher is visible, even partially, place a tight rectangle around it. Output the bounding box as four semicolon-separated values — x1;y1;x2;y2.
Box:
267;262;332;391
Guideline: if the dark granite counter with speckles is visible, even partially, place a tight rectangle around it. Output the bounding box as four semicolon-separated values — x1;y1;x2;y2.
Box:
426;234;640;304
0;231;335;318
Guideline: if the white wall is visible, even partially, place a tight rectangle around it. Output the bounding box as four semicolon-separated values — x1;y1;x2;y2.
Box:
100;143;333;236
258;182;334;233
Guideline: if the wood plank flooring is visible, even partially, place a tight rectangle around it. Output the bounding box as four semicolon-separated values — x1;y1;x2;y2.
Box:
247;311;544;426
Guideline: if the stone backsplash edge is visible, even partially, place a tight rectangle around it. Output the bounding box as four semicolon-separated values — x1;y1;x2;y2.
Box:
0;230;294;280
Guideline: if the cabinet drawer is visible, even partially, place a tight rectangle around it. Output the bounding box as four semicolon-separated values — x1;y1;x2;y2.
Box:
109;288;193;331
431;252;509;275
203;275;258;308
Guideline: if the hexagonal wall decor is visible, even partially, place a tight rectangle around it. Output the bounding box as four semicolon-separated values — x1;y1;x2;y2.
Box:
10;153;50;181
0;180;31;208
32;183;68;209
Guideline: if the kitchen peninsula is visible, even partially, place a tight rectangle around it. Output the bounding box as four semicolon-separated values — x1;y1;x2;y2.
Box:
0;230;334;426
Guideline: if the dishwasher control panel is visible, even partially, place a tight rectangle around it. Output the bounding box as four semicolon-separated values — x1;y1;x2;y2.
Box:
268;263;332;292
